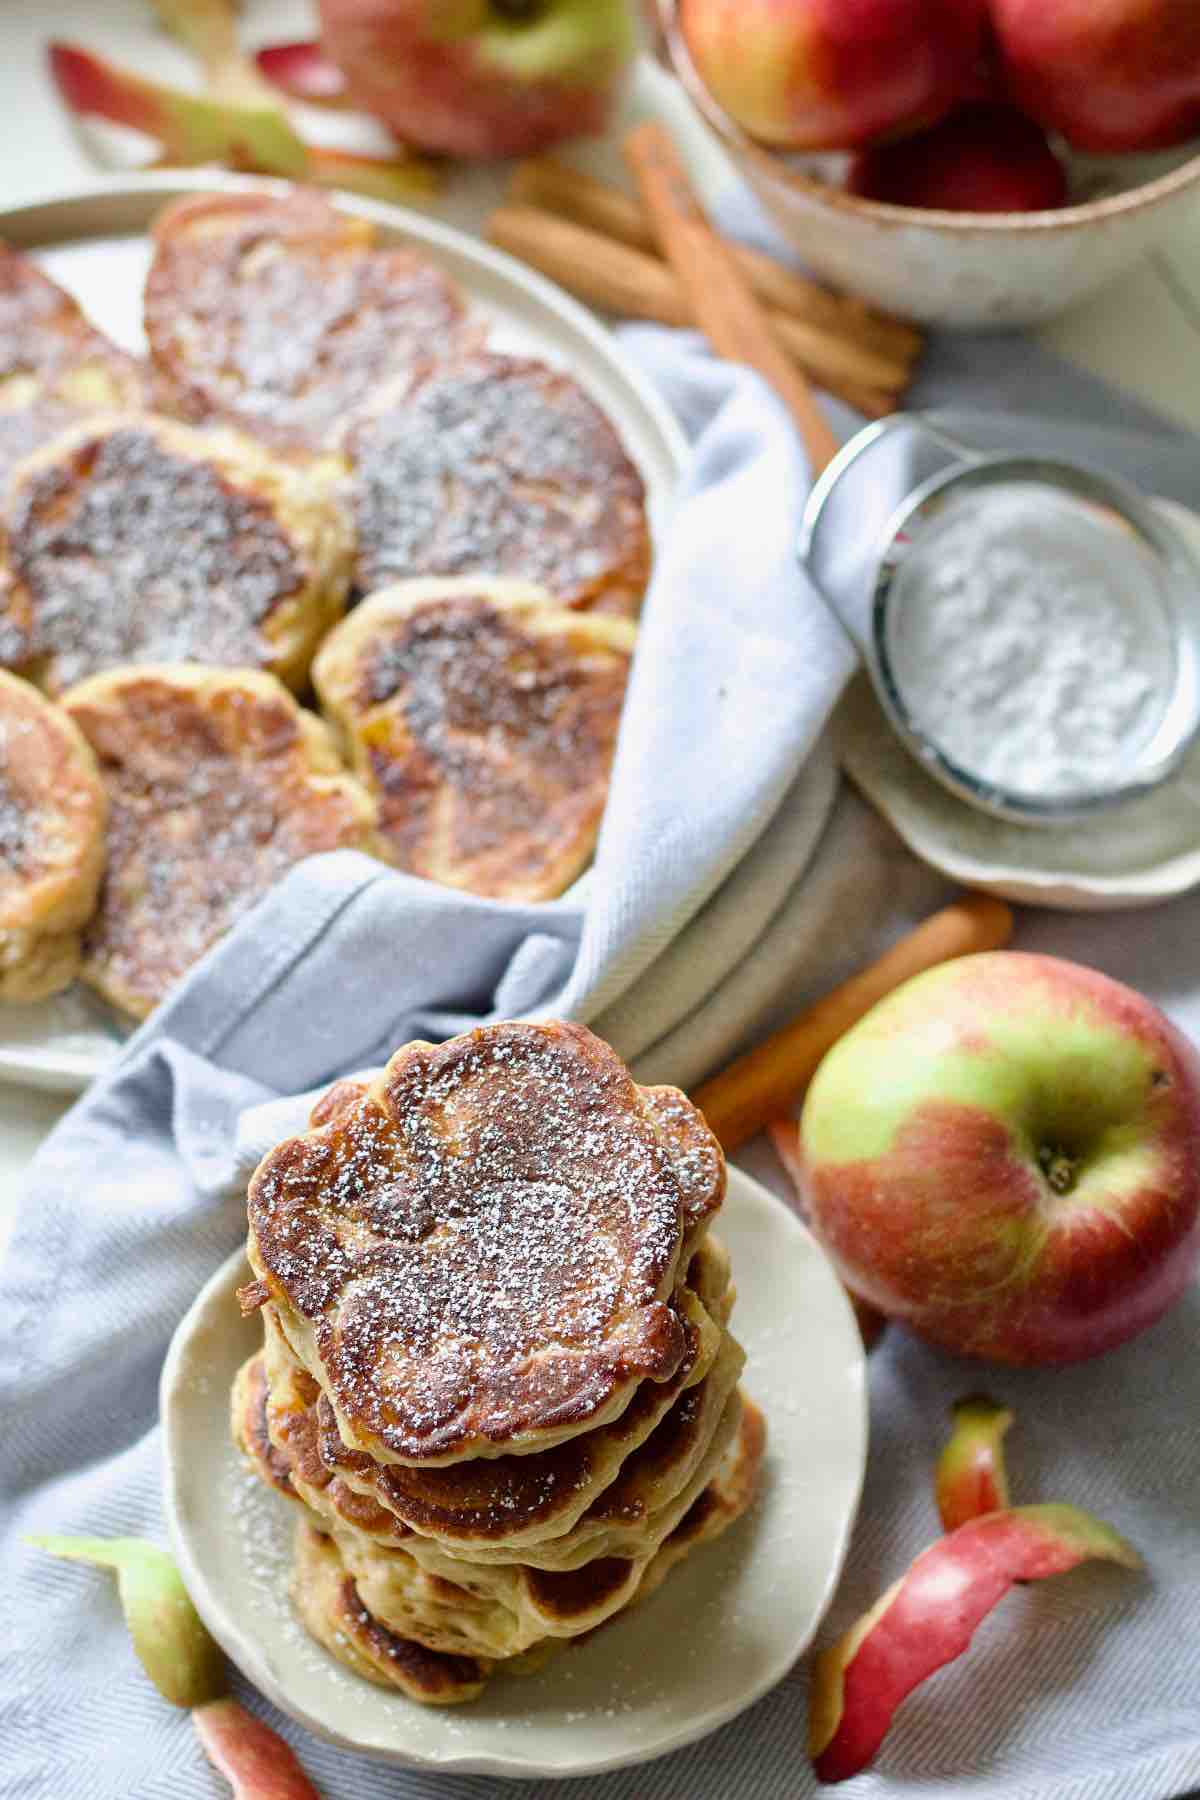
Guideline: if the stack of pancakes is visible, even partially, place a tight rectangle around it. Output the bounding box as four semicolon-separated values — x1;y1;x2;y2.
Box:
232;1021;765;1704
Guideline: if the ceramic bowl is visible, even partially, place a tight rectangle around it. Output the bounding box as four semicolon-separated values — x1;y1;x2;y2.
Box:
658;0;1200;329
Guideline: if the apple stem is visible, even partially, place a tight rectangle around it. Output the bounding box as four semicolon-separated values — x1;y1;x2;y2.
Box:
1037;1146;1077;1195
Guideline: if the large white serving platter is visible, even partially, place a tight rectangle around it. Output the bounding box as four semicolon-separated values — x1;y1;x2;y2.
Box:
161;1166;867;1780
0;174;688;1094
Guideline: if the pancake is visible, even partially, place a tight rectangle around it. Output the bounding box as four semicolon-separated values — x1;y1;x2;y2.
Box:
614;1392;766;1613
330;1381;744;1658
0;668;105;1001
260;1237;730;1554
402;1337;747;1574
287;1394;763;1700
0;242;149;508
62;665;380;1019
311;577;635;902
0;412;351;695
144;189;471;456
346;352;651;617
242;1021;726;1466
238;1340;743;1659
290;1521;492;1705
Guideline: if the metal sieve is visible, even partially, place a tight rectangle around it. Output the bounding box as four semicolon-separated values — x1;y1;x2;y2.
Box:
799;413;1200;826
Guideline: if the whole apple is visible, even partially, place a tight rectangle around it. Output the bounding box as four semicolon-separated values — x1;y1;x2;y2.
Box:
848;104;1067;212
677;0;993;151
800;952;1200;1365
316;0;635;161
991;0;1200;153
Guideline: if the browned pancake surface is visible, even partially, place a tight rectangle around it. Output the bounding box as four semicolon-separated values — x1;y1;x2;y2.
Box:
291;1522;490;1704
312;579;634;902
246;1022;724;1462
144;190;469;454
1;415;343;693
0;668;106;999
348;353;650;616
63;666;378;1018
0;243;148;498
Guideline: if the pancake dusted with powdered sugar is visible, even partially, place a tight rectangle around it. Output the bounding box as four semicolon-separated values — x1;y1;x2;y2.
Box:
277;1398;766;1703
62;665;380;1019
0;243;150;495
256;1237;730;1555
242;1022;726;1466
312;577;635;903
0;669;106;1001
346;353;651;617
144;189;472;455
0;414;351;695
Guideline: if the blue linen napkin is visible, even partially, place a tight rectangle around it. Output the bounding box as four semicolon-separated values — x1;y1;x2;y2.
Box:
4;310;1200;1800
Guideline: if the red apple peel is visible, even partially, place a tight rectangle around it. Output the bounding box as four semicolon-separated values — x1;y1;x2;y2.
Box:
808;1503;1140;1784
47;40;435;199
769;1118;887;1350
255;42;350;107
935;1393;1013;1531
47;40;309;174
194;1699;324;1798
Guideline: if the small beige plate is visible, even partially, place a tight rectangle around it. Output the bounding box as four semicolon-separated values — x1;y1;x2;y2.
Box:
160;1167;867;1779
836;496;1200;912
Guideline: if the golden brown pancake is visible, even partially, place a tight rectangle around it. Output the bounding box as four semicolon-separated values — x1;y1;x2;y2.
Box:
327;1382;743;1656
291;1521;493;1705
312;577;635;903
285;1396;764;1702
0;242;149;503
0;668;105;1001
243;1021;726;1465
259;1237;729;1554
0;413;351;695
346;352;651;617
62;665;380;1019
143;189;471;456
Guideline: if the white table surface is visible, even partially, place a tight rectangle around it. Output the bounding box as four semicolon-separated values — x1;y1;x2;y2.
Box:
4;2;1200;1245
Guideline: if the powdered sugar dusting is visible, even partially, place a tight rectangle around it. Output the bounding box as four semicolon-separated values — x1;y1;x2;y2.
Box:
4;422;304;690
348;591;630;893
349;355;648;612
68;670;373;1013
0;719;33;883
248;1024;715;1458
145;195;470;453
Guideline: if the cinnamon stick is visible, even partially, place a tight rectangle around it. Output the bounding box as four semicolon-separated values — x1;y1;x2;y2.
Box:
487;204;904;416
691;895;1015;1151
625;120;842;476
510;157;922;366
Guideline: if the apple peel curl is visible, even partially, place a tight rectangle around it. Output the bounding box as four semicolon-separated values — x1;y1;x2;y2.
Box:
193;1698;324;1799
26;1534;224;1708
46;41;436;201
935;1393;1013;1532
808;1503;1141;1785
256;43;351;109
768;1118;887;1350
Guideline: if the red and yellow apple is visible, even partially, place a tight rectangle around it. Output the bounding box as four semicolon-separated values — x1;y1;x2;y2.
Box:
676;0;992;151
799;952;1200;1365
991;0;1200;153
848;104;1067;212
315;0;636;160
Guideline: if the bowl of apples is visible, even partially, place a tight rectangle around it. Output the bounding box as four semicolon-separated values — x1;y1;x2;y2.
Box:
660;0;1200;327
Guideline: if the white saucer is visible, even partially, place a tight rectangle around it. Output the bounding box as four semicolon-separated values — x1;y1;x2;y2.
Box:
836;501;1200;913
160;1168;867;1780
